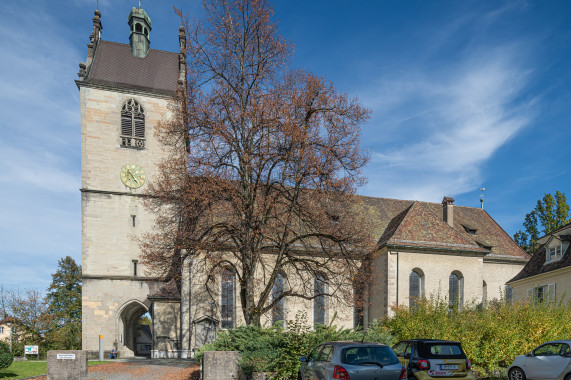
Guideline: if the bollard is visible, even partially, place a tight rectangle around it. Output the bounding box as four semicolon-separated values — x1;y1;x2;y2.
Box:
98;335;103;361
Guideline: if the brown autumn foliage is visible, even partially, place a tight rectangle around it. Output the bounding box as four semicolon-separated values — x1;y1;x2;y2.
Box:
140;0;373;326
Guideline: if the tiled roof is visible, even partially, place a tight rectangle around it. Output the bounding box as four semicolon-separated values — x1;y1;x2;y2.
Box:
147;279;180;300
508;223;571;283
364;197;529;261
84;40;179;95
377;201;488;253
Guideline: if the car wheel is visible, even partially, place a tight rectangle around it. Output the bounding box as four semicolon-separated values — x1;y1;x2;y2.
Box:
564;373;571;380
508;367;526;380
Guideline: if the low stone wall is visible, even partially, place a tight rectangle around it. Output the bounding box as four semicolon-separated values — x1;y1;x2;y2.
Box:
47;350;88;380
202;351;242;380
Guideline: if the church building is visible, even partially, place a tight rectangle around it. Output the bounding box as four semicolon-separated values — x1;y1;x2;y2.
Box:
77;5;529;358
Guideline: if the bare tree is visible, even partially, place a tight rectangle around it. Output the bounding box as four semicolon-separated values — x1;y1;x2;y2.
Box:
141;0;373;326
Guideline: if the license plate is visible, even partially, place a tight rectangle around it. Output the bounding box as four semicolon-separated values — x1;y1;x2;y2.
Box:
440;364;458;370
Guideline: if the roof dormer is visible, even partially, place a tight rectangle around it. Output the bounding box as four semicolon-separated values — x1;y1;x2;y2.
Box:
544;236;567;264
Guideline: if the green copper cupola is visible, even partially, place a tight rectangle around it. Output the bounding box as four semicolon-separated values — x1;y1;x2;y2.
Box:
128;5;151;58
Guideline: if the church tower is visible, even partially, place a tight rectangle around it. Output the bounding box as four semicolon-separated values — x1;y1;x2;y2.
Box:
77;5;188;358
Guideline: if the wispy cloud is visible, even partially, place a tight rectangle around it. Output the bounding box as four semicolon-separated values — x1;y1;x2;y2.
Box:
0;2;83;290
361;8;537;202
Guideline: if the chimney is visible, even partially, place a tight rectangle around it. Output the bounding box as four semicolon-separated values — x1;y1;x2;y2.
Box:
442;196;455;227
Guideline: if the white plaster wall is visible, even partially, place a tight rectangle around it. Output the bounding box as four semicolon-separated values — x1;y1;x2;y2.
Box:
482;260;525;301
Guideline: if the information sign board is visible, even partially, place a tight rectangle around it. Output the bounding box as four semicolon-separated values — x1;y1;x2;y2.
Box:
24;345;39;355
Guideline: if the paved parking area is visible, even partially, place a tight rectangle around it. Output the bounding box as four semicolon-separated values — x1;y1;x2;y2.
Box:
36;359;200;380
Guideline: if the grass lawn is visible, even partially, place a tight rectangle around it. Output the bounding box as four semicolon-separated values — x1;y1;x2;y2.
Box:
0;360;108;379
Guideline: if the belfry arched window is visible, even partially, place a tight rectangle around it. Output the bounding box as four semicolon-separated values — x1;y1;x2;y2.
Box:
121;99;145;149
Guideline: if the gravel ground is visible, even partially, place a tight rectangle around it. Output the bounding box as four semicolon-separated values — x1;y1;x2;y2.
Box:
34;359;200;380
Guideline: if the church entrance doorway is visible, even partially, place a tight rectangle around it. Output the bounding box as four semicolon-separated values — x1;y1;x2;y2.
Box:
118;300;152;357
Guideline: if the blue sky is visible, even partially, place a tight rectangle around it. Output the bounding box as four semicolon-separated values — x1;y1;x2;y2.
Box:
0;0;569;291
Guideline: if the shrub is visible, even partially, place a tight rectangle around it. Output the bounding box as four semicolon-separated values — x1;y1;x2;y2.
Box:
386;295;571;377
0;341;14;370
196;311;394;379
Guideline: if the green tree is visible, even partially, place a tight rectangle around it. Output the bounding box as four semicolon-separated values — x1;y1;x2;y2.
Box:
514;191;570;254
0;341;13;370
46;256;82;350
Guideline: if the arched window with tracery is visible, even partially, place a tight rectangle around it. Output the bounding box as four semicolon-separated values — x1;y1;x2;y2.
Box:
272;273;285;326
449;271;464;309
314;274;327;327
121;98;145;149
409;269;424;309
220;268;235;329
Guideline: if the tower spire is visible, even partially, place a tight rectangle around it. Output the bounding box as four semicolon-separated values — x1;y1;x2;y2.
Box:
480;187;486;210
129;4;151;58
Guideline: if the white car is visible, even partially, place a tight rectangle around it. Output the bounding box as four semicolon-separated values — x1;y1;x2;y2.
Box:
508;340;571;380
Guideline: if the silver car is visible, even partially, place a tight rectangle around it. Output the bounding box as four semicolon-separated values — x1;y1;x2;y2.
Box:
298;341;406;380
508;340;571;380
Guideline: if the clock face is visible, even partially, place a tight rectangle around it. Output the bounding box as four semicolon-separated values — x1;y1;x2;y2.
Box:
120;164;146;189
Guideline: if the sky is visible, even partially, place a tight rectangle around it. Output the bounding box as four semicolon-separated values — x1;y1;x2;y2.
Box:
0;0;570;291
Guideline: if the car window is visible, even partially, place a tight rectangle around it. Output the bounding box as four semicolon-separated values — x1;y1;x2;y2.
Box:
342;346;400;366
561;344;571;355
317;345;334;362
309;345;322;360
404;344;414;358
534;343;568;356
416;342;465;359
429;344;462;356
392;342;408;357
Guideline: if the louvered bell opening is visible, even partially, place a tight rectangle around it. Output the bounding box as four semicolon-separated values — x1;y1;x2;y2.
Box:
134;115;145;138
121;113;133;136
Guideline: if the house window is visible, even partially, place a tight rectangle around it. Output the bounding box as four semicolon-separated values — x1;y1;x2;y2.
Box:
528;283;556;303
314;275;327;327
409;269;424;309
121;98;145;149
547;244;562;262
221;268;235;329
0;327;3;334
272;273;285;326
449;271;464;308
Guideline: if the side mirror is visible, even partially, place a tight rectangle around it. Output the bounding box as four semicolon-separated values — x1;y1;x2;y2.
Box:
526;352;534;357
563;352;571;358
404;353;411;359
299;356;307;362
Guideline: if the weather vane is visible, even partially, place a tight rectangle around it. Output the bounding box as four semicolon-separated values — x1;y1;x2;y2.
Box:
174;5;183;23
480;187;486;210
